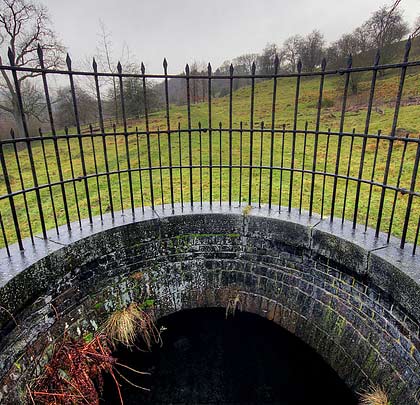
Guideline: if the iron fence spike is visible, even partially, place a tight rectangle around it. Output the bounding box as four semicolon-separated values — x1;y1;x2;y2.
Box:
65;53;72;69
251;61;256;74
37;43;43;61
374;49;380;65
7;47;14;65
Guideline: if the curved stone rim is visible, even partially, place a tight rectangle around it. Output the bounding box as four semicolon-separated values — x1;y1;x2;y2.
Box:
0;203;419;326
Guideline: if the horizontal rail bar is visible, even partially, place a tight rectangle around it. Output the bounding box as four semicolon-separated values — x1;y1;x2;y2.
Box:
1;164;418;202
1;127;419;145
1;59;420;79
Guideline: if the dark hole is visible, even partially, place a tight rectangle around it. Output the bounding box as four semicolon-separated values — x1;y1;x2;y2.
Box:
102;308;358;404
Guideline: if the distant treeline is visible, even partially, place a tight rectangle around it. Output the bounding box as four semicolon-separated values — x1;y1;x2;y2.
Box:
0;1;417;136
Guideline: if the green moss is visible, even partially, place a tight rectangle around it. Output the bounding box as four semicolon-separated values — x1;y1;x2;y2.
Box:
83;332;94;343
175;233;239;239
140;298;155;309
94;302;103;310
334;316;347;337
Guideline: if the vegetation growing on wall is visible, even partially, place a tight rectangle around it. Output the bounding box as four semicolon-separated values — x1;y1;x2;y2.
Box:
359;385;391;405
28;297;160;404
105;300;162;350
29;333;123;404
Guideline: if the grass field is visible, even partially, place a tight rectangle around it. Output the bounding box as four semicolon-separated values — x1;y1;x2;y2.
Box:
1;63;420;249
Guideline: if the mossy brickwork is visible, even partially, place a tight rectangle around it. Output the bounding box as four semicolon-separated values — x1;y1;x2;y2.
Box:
0;205;419;404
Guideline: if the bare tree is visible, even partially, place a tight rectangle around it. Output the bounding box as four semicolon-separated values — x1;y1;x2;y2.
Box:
190;61;207;103
283;35;303;72
353;25;372;54
93;21;142;122
55;85;97;128
258;43;282;75
233;53;259;74
0;0;65;137
94;20;120;123
298;30;325;72
365;1;408;58
412;15;420;38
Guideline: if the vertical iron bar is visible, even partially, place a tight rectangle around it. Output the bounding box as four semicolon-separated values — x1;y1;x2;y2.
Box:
299;122;309;214
229;64;234;206
0;142;23;250
239;121;243;206
309;58;327;217
162;60;175;210
289;60;302;212
8;48;47;238
38;45;70;229
157;127;164;205
65;126;81;226
342;129;355;224
353;50;380;229
258;122;264;208
248;62;256;205
135;127;145;213
219;122;223;205
117;61;135;213
39;128;59;233
320;129;331;218
387;135;408;242
412;216;420;255
330;55;352;221
65;53;92;223
178;123;184;208
113;124;124;212
268;55;279;210
365;130;381;232
9;129;34;242
208;63;213;207
146;128;154;210
0;212;10;257
279;124;285;210
185;64;194;207
142;67;154;210
93;58;114;218
89;124;103;221
199;122;203;207
376;39;411;237
401;139;420;248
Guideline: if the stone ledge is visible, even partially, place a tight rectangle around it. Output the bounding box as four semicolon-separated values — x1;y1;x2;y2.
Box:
0;204;419;325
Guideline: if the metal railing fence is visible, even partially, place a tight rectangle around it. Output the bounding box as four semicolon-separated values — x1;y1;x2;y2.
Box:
1;39;420;256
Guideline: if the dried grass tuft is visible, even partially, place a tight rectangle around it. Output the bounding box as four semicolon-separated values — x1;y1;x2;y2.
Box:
359;385;391;405
226;293;242;318
105;302;162;350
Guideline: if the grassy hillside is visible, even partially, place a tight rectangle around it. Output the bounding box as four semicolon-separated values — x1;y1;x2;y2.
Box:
1;62;420;249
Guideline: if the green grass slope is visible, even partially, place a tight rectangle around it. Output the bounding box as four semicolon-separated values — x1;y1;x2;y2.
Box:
1;61;420;248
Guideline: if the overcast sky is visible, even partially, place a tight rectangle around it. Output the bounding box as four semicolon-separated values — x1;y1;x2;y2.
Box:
43;0;420;73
